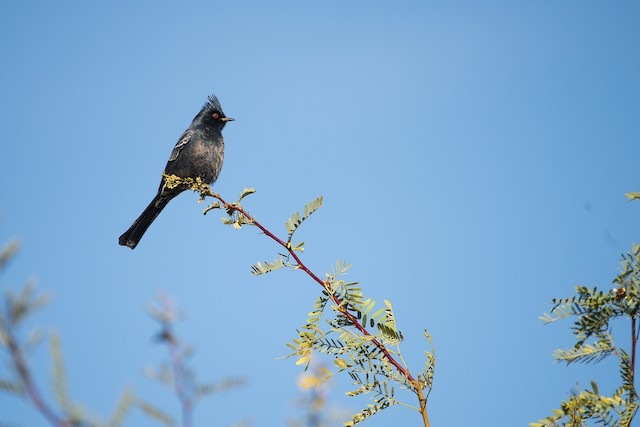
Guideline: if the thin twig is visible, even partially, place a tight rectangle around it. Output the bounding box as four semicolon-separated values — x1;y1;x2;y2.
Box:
417;387;430;427
632;315;638;401
5;324;68;426
159;297;193;427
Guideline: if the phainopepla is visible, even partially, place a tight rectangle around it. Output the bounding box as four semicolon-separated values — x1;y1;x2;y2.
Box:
119;95;234;249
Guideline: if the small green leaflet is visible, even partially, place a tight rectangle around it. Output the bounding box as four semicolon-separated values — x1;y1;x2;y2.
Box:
238;187;256;202
250;256;286;275
285;196;324;239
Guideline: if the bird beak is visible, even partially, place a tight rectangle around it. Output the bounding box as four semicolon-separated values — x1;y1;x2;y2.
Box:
221;117;235;122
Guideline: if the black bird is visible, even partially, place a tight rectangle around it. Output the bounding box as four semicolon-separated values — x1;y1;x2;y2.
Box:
119;95;234;249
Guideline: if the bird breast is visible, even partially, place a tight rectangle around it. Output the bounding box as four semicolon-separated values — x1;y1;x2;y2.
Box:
167;136;224;185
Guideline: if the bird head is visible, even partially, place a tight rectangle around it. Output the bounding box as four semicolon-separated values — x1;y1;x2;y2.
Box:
194;95;235;128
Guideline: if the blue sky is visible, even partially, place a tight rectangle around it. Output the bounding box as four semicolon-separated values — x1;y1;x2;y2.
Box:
1;1;639;426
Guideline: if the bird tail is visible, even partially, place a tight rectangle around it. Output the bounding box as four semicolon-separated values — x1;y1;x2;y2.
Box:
118;194;171;249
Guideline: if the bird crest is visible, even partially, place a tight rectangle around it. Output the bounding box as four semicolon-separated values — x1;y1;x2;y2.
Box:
202;95;223;115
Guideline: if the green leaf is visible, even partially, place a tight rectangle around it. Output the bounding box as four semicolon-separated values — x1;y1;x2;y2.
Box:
250;256;287;275
0;378;26;395
285;197;323;240
0;240;20;271
50;333;72;412
134;398;175;427
552;338;614;365
107;388;136;427
196;378;246;397
202;201;221;215
238;187;256;201
7;282;50;325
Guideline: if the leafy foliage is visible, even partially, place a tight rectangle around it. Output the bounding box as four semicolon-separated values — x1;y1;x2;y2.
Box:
289;263;432;426
284;260;429;425
530;382;634;427
532;244;640;427
204;188;434;426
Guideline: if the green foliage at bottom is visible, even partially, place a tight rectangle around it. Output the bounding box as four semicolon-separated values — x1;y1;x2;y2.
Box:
532;244;640;427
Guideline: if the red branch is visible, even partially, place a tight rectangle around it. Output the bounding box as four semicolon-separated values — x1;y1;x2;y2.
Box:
632;315;638;401
209;192;419;387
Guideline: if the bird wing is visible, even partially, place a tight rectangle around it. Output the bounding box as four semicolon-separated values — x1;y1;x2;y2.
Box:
168;129;195;162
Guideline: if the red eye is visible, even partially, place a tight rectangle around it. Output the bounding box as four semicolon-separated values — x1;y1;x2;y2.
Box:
212;113;219;119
